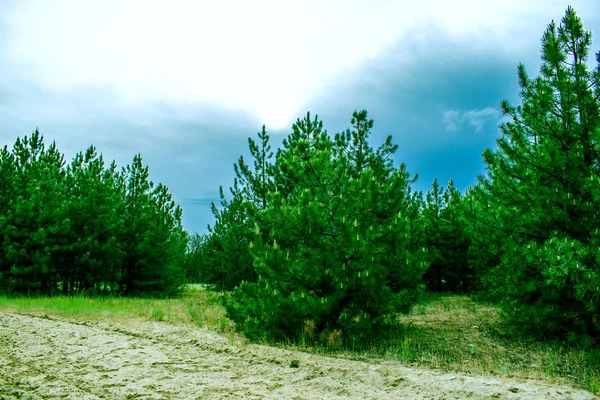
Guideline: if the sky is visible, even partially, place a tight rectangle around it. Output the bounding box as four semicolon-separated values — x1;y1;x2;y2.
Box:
1;1;599;233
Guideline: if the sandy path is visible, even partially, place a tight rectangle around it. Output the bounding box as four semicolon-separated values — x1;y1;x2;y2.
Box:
0;311;596;400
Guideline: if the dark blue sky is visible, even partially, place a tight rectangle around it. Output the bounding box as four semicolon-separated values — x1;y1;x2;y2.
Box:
0;1;599;233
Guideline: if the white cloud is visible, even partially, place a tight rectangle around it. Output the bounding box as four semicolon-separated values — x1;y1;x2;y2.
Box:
3;0;598;130
442;110;461;132
464;108;503;132
443;107;502;133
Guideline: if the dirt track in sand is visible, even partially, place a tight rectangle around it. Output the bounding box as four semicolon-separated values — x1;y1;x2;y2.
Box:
0;311;597;400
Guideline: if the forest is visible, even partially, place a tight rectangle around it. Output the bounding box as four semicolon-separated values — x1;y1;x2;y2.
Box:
1;6;599;349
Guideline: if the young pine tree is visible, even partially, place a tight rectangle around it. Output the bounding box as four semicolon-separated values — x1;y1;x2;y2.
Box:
202;125;275;290
225;111;427;342
472;7;600;340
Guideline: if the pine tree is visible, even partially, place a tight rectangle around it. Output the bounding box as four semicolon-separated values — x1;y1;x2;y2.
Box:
120;154;186;296
138;181;187;296
202;125;275;290
0;145;17;293
235;125;275;211
422;179;472;293
0;130;67;294
225;111;427;342
472;7;600;340
422;178;445;291
58;146;125;294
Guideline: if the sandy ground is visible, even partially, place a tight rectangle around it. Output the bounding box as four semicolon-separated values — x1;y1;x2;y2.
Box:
0;311;597;400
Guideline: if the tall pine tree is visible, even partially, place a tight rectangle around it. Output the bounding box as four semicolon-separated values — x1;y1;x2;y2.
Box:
472;7;600;340
0;130;67;294
120;154;186;296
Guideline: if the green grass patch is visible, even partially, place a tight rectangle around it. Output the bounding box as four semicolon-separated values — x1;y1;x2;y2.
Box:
0;284;234;332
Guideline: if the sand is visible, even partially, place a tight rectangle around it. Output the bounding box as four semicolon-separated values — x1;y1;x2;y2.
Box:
0;311;596;399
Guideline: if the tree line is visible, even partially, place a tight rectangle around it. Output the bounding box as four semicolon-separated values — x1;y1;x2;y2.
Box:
0;130;187;297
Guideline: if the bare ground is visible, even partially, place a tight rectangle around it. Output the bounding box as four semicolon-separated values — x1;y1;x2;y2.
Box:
0;311;597;400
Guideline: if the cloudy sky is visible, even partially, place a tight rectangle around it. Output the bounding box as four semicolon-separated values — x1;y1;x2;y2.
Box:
1;1;599;233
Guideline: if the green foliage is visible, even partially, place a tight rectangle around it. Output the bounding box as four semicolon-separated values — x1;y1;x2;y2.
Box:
119;154;187;296
58;146;124;294
224;111;428;341
200;190;256;290
422;178;473;293
0;130;68;294
471;7;600;340
180;232;208;284
461;185;504;299
0;130;186;297
200;125;275;290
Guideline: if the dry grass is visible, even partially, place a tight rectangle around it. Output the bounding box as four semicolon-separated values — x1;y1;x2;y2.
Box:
0;287;598;393
241;292;600;394
330;294;600;394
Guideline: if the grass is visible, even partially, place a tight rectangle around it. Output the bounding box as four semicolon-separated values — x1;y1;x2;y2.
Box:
397;295;597;383
283;293;600;394
384;295;600;393
0;284;234;332
0;287;598;393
